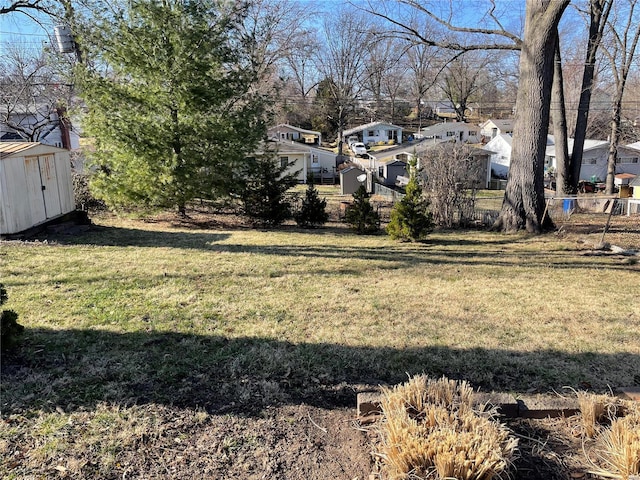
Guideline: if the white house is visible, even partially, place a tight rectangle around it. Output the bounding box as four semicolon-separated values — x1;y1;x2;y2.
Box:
545;139;640;182
267;124;322;146
342;121;403;146
417;121;480;144
1;105;80;150
272;140;337;184
480;119;515;140
483;134;513;178
1;142;75;235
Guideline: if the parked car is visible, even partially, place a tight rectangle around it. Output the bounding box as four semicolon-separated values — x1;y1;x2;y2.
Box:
351;142;367;156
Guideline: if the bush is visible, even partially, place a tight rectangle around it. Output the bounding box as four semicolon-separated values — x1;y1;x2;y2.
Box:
1;284;24;352
387;163;433;241
240;149;299;227
344;185;380;234
73;172;107;212
294;182;329;228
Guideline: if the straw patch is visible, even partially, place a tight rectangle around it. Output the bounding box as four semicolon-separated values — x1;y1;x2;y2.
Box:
377;375;517;479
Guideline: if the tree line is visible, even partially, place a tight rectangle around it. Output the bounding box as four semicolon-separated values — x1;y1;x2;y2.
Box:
2;0;640;233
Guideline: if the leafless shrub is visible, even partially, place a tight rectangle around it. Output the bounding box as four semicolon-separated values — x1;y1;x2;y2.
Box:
418;143;485;228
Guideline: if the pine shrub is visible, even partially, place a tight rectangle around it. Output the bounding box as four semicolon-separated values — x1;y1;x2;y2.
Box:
294;182;328;228
344;185;380;234
387;164;433;241
240;150;299;227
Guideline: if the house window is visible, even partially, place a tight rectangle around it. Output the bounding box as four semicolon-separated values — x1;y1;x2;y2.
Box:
280;156;289;169
446;131;456;137
368;130;377;136
619;157;639;164
582;158;597;165
468;131;477;136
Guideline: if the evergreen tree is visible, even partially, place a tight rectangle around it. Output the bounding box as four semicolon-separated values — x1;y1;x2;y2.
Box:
294;180;328;228
241;148;299;227
344;185;380;234
76;1;267;214
387;161;433;241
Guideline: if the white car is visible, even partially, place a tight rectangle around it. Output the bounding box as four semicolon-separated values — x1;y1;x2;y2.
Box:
350;142;367;156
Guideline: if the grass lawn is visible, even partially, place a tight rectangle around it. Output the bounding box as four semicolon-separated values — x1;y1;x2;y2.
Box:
1;207;639;477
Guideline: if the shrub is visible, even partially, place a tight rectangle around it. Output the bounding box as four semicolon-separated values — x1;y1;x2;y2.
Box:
1;284;24;352
387;162;433;241
344;185;380;234
294;182;328;228
73;172;106;212
240;149;299;227
420;143;483;228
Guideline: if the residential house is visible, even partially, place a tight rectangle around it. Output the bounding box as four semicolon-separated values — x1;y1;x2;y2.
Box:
342;121;403;146
480;119;515;141
546;139;640;182
483;134;512;178
1;104;80;150
271;140;337;184
267;124;322;146
421;100;480;120
416;121;480;144
1;142;75;235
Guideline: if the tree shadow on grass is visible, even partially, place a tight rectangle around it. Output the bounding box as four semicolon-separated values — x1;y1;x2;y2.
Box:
2;328;638;417
40;225;637;272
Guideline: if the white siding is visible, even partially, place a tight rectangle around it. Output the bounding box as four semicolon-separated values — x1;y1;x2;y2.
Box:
1;144;75;234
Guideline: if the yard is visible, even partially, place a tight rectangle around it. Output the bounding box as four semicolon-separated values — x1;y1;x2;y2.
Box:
1;195;639;479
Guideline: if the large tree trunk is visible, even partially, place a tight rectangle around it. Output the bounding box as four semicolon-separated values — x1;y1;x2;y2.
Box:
551;35;570;196
494;0;569;233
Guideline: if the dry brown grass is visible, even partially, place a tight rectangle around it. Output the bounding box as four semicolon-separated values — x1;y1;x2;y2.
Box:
377;375;517;480
590;403;640;479
577;391;617;438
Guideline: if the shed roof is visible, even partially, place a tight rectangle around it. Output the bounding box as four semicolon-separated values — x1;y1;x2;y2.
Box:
0;142;35;158
0;142;68;159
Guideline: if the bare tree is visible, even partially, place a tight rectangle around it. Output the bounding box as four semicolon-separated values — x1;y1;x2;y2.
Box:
369;0;569;233
315;8;373;152
0;45;73;142
362;36;402;121
0;0;58;17
403;42;439;130
439;51;492;123
600;0;640;194
568;0;613;191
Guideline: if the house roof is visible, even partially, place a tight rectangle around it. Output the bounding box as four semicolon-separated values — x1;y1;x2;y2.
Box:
343;121;402;137
271;139;334;156
419;122;475;137
268;124;321;136
626;141;640;151
546;138;608;157
481;119;515;131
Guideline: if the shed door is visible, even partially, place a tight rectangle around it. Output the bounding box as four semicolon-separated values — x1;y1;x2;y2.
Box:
24;156;47;224
38;154;63;218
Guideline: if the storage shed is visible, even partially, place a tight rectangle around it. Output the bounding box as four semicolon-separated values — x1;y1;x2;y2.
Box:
1;142;74;235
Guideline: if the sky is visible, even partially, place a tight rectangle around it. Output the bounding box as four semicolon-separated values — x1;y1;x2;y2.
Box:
0;5;56;57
